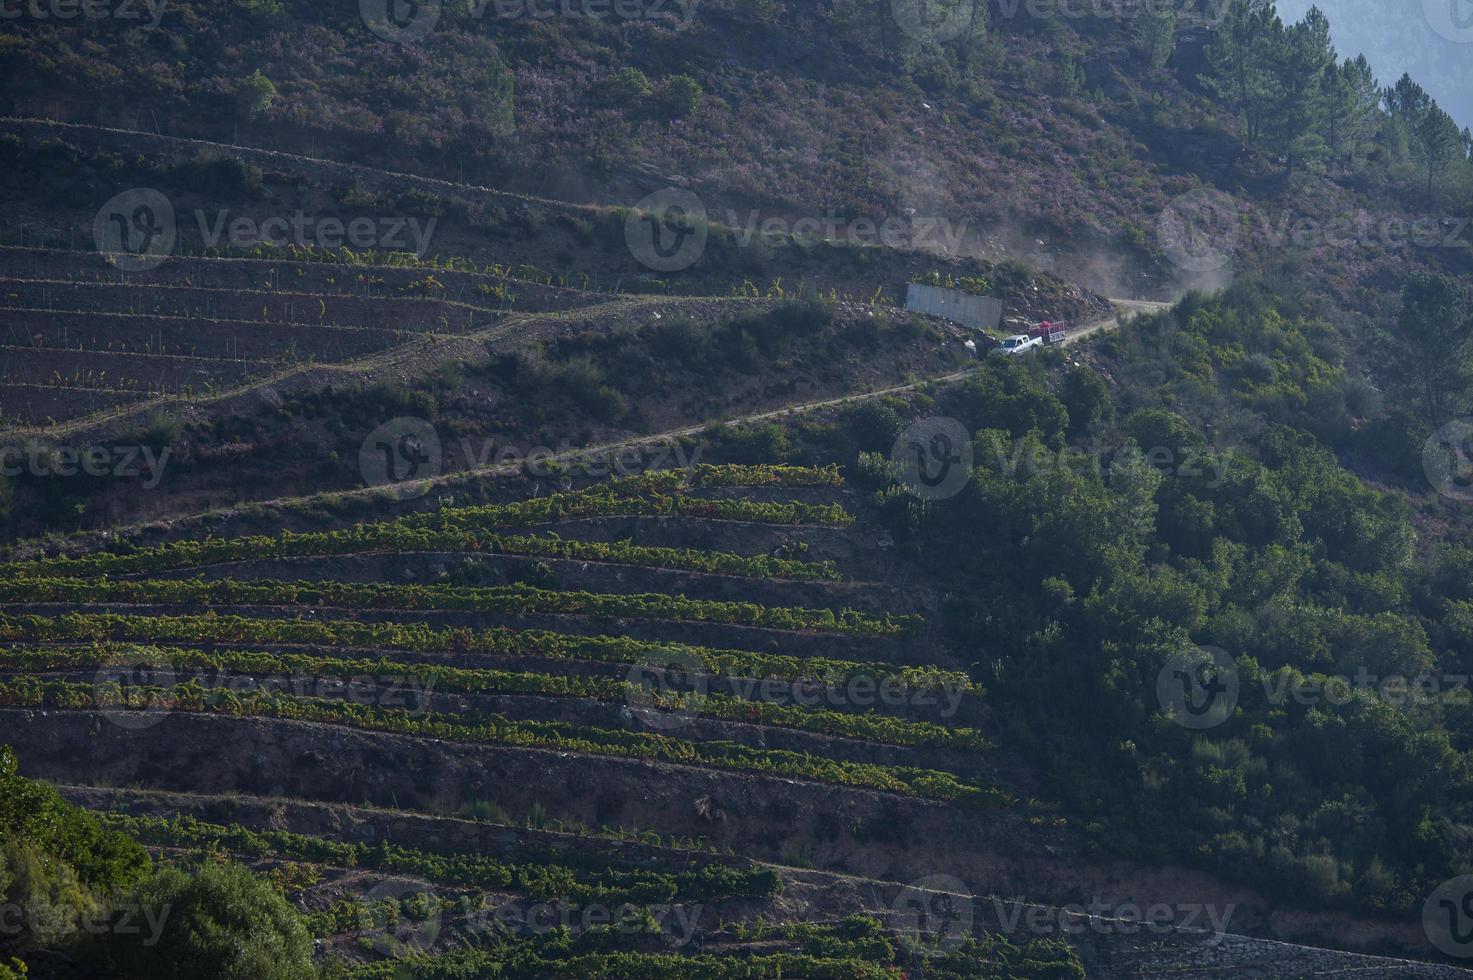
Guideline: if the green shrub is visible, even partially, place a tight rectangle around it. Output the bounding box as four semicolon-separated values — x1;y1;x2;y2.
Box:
0;747;150;892
713;424;793;464
1123;406;1202;454
845;402;903;454
0;842;107;952
101;862;315;980
236;0;283;16
660;75;702;119
1061;365;1113;437
0;747;150;958
237;70;276;118
167;155;263;199
608;67;653;103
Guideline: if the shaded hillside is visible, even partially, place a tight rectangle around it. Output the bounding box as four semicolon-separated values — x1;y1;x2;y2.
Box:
1;0;1468;305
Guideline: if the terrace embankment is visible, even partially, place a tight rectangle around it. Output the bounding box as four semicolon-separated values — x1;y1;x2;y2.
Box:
137;551;930;617
0;246;602;313
67;785;1458;979
0;277;502;331
3;308;414;360
0;345;269;391
16;711;1460;969
0;600;930;663
10;669;991;778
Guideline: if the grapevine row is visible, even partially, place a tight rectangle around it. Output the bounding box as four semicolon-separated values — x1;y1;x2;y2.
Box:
329;925;1082;979
1;529;840;582
0;578;917;635
0;644;985;750
399;490;853;532
98;812;781;904
0;611;971;691
597;463;844;492
1;678;1004;804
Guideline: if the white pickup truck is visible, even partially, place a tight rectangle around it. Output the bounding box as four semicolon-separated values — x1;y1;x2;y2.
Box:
991;333;1042;356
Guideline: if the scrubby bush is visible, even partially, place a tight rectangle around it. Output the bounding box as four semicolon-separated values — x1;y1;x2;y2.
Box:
236;0;282;16
236;70;276;118
1123;406;1202;454
845;401;904;454
716;300;832;368
660;75;703;119
167;155;263;198
711;423;793;464
0;843;108;952
0;747;150;894
1355;410;1431;483
1061;365;1113;437
608;67;653;104
0;747;150;961
100;862;315;980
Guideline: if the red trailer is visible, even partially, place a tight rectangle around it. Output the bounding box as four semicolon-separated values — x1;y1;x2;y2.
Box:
1028;320;1069;345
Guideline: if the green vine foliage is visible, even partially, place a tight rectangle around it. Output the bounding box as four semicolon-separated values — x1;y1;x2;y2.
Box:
0;579;918;636
0;612;969;691
0;644;985;750
0;679;1004;805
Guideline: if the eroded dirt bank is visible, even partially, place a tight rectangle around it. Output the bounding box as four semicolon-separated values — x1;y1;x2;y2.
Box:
1;707;1450;963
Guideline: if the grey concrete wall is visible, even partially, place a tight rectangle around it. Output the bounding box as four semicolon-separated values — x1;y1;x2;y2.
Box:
904;283;1002;331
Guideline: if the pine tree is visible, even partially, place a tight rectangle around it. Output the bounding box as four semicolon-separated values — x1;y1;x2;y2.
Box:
1390;273;1473;422
1383;72;1428;123
1202;0;1279;149
1266;6;1334;172
1384;74;1462;201
1330;55;1380;169
1133;4;1177;71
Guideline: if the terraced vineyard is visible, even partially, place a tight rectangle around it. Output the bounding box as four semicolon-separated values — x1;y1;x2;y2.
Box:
0;244;980;453
0;244;604;426
5;0;1473;973
0;115;1109;439
0;463;1058;976
4;462;1464;977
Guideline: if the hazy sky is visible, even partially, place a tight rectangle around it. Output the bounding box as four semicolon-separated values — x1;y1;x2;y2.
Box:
1275;0;1473;130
